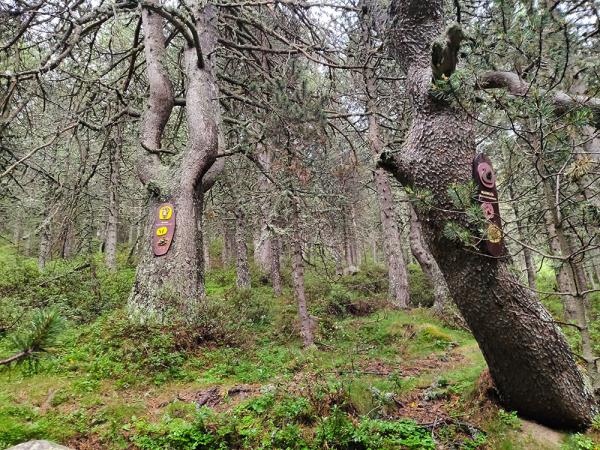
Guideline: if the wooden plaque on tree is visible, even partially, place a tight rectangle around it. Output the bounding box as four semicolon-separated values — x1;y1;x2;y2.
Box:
472;154;504;257
152;203;176;256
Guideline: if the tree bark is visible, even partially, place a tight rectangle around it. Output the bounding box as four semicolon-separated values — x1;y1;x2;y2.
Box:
271;236;283;296
128;3;219;321
222;221;236;267
383;0;597;427
543;200;578;319
253;145;273;273
291;197;314;347
374;168;410;308
104;130;121;271
234;208;251;289
408;204;450;313
507;183;537;291
38;202;52;270
360;40;410;308
342;205;360;273
203;232;211;271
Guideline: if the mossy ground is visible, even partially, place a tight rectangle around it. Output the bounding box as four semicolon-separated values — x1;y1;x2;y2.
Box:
0;246;599;449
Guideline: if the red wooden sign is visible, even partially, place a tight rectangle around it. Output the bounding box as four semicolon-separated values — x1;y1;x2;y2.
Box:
472;154;504;257
152;203;176;256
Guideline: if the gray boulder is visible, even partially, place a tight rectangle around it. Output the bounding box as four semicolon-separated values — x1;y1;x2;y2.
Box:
6;441;73;450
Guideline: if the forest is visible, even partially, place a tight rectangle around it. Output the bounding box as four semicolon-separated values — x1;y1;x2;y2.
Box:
1;0;600;448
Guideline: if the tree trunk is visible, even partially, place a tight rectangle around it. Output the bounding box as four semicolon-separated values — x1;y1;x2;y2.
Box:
198;158;224;275
382;0;597;427
505;178;538;291
253;145;273;273
291;198;314;347
38;211;52;270
130;190;205;320
361;51;410;308
342;207;358;273
271;236;283;296
235;208;251;289
408;204;450;313
543;197;578;319
222;222;236;267
203;233;211;271
128;3;219;321
374;168;410;308
105;131;120;271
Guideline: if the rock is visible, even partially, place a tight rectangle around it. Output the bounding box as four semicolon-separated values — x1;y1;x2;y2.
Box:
6;441;73;450
520;420;565;449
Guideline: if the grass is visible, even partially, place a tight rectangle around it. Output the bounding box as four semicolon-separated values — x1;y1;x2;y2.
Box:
0;245;598;449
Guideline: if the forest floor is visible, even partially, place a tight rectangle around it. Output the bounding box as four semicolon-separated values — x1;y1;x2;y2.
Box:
1;246;599;449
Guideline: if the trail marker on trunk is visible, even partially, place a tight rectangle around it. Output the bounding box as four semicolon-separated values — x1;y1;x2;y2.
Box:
472;154;504;257
152;203;176;256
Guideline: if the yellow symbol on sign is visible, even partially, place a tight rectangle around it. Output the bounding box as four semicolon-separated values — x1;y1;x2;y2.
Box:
487;224;502;243
156;226;168;236
159;206;173;220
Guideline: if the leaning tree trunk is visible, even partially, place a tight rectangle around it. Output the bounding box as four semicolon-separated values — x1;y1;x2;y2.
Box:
408;204;451;313
128;3;219;321
382;0;597;428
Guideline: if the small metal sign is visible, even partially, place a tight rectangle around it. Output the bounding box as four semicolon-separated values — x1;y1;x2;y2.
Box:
472;154;504;257
152;203;176;256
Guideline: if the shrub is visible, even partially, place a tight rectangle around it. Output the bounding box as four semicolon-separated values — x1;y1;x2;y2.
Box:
408;264;435;308
339;264;387;296
225;288;272;327
315;407;436;450
271;424;309;449
314;405;356;448
273;397;314;425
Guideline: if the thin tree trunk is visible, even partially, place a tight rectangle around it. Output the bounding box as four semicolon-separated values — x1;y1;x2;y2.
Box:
38;215;52;270
291;198;314;347
408;204;450;313
105;131;121;271
271;236;283;296
507;184;537;291
235;208;251;289
382;0;597;427
374;168;410;308
38;185;52;270
544;206;578;318
361;49;410;307
253;145;273;273
222;222;235;267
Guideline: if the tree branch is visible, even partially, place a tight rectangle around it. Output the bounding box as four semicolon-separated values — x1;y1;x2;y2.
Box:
477;71;600;119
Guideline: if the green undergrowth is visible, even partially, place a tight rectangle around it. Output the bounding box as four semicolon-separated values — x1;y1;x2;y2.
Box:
0;245;599;449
